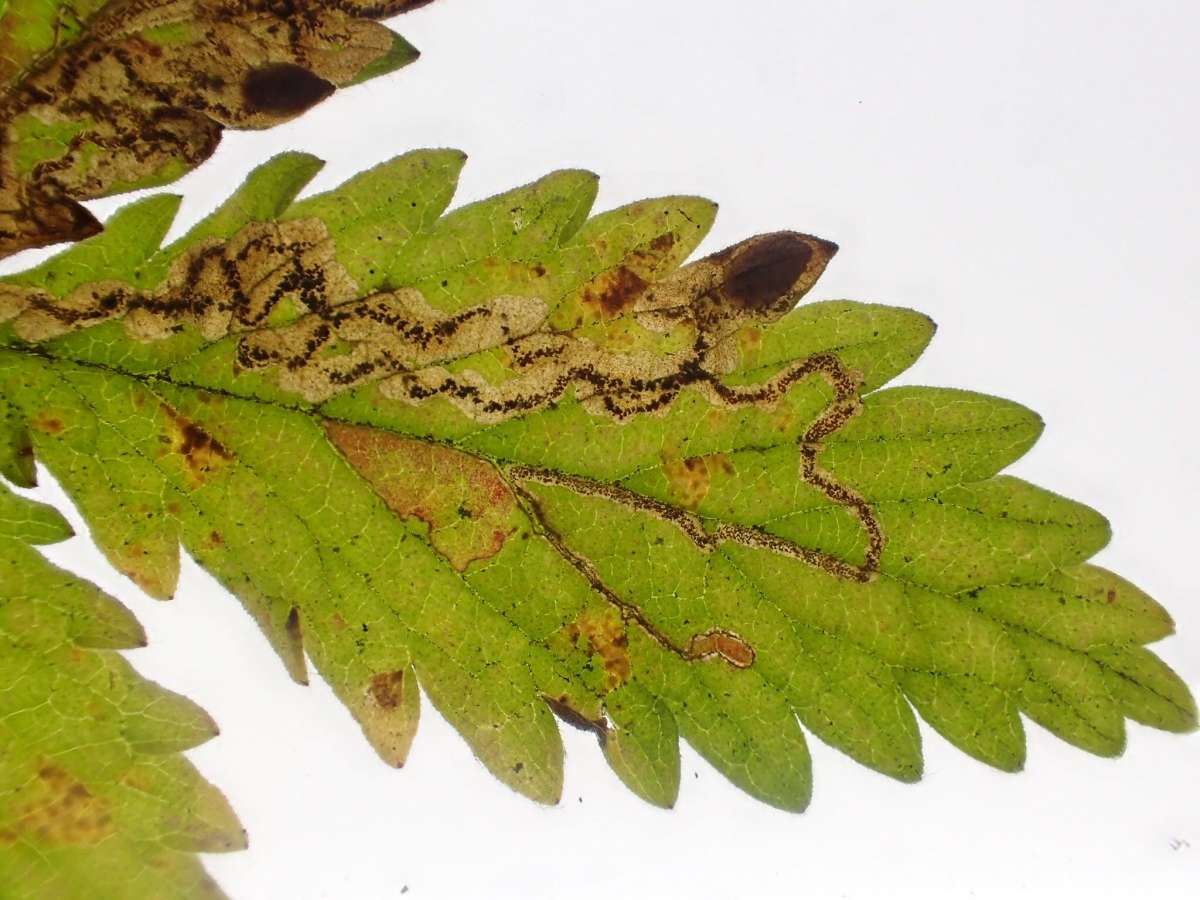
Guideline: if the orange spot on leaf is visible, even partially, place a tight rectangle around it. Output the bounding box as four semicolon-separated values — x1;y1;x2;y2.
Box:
325;421;518;571
29;411;64;435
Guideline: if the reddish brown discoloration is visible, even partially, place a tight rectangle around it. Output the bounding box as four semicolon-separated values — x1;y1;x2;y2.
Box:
116;542;160;598
736;325;764;355
331;612;348;631
325;421;518;570
582;265;649;318
29;412;64;435
369;670;407;710
1;762;114;847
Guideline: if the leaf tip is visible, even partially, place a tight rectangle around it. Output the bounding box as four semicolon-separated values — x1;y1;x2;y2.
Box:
348;30;421;86
269;150;327;172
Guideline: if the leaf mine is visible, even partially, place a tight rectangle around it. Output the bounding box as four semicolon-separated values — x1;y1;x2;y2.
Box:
0;0;436;257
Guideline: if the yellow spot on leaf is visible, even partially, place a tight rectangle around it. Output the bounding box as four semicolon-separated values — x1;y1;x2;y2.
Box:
4;762;114;847
662;453;734;510
566;607;632;690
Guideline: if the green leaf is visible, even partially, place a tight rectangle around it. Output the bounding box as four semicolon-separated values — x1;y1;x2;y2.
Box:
0;483;242;898
0;0;435;257
0;151;1193;823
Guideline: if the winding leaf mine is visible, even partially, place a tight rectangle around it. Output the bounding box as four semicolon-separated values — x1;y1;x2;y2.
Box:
0;150;1194;845
0;0;436;257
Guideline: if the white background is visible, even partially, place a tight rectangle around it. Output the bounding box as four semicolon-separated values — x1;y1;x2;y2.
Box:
3;1;1199;897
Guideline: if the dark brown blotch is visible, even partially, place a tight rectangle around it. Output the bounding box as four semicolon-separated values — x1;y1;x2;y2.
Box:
241;64;335;117
177;421;231;463
716;232;837;312
648;232;677;253
583;265;649;318
31;194;102;246
162;404;234;486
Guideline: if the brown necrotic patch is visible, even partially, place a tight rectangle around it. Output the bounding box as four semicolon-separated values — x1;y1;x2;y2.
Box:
711;232;828;313
581;265;650;318
241;63;335;116
573;232;680;321
563;607;633;690
161;403;233;487
368;670;407;710
28;410;65;435
661;453;733;510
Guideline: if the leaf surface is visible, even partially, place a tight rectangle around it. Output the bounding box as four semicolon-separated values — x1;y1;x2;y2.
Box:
0;483;242;898
0;0;436;257
0;150;1193;820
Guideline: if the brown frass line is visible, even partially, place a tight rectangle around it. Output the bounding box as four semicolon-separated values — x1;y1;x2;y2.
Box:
510;353;884;581
505;351;886;670
509;479;757;670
